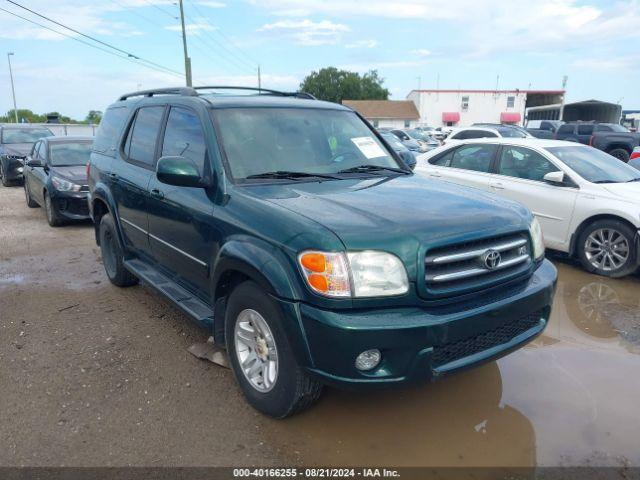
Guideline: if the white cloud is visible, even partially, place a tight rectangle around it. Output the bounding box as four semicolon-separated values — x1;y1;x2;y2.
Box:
339;60;427;71
345;39;378;49
259;19;350;45
411;49;431;57
571;55;640;70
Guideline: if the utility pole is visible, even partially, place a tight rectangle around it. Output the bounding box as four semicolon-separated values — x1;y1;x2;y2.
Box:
7;52;18;123
178;0;192;87
257;65;261;90
559;75;568;121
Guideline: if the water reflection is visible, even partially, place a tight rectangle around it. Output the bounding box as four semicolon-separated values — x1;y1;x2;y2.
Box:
266;363;536;467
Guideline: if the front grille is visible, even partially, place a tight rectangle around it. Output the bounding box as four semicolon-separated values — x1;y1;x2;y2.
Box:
432;311;542;368
424;232;532;298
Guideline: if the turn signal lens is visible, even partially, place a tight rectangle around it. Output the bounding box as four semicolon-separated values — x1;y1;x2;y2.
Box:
298;251;351;297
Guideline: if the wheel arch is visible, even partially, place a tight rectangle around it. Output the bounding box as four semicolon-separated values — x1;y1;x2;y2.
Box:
569;214;639;257
606;143;633;155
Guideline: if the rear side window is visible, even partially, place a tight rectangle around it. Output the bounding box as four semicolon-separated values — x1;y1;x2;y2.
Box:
466;130;498;139
557;124;574;135
450;144;497;172
161;107;207;176
577;124;594;135
429;149;455;166
124;106;165;167
93;107;129;155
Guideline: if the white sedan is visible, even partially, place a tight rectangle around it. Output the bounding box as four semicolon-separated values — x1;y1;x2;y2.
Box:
416;138;640;277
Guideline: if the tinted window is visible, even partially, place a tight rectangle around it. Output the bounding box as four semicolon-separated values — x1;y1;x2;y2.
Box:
50;142;93;167
496;127;528;138
126;106;165;166
450;130;466;140
1;128;52;144
429;149;454;166
577;124;594;135
557;124;574;135
498;146;560;181
31;141;42;159
161;107;207;175
595;125;612;132
214;108;398;180
93;107;129;155
450;144;497;172
546;146;640;183
468;130;498;139
596;123;628;133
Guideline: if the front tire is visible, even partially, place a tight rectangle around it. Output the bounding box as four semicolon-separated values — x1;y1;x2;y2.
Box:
577;219;637;278
44;191;63;227
98;213;138;287
0;162;11;187
608;148;630;163
225;281;323;418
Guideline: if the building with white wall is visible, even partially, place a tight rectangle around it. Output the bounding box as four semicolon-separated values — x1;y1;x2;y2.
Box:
407;89;565;127
342;100;420;129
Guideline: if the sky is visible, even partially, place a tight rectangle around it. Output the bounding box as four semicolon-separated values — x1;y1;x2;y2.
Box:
0;0;638;120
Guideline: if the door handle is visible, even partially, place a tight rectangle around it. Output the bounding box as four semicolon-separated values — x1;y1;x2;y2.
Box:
108;172;118;180
150;188;165;199
490;182;504;190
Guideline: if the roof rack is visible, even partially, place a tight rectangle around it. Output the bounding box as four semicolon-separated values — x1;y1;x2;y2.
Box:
194;86;316;100
118;87;197;101
117;85;316;102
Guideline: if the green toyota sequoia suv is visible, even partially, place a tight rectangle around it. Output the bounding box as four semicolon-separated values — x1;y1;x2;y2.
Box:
88;86;557;418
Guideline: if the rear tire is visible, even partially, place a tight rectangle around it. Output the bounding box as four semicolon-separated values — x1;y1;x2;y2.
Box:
577;219;637;278
99;213;138;287
225;281;323;418
44;191;63;227
608;148;630;163
24;182;39;208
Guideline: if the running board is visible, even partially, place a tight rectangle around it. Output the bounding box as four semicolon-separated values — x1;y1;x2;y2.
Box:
124;258;215;331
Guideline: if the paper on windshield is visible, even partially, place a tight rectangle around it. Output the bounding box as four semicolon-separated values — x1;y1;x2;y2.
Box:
351;137;387;159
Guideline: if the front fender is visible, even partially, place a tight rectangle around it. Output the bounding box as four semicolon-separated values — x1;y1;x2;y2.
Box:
212;235;304;301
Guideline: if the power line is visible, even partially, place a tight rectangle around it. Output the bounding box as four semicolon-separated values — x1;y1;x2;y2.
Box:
186;0;259;67
142;0;178;20
5;0;183;77
108;0;180;32
183;0;258;72
0;6;184;79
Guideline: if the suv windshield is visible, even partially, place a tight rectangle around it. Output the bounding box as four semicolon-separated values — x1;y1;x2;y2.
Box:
213;108;401;181
50;141;93;167
2;128;52;144
546;146;640;183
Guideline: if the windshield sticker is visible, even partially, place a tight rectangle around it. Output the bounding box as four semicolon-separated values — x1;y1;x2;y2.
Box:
351;137;386;159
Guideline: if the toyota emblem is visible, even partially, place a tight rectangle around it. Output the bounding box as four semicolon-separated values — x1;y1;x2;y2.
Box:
482;249;502;270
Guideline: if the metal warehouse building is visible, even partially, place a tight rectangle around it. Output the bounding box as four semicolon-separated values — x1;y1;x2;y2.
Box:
406;89;565;127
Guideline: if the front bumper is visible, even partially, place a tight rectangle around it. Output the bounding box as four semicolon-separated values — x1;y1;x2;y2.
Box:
283;259;557;389
50;190;91;220
1;157;25;181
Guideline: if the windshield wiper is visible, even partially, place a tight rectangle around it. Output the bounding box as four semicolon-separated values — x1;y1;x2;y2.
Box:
337;164;410;175
592;180;616;184
245;170;339;180
626;178;640;183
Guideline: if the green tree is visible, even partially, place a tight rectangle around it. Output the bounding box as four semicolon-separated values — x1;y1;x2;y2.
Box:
85;110;103;124
0;109;46;123
300;67;389;103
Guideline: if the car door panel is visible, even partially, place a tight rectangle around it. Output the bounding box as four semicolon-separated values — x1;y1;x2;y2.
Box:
147;106;213;295
494;145;578;250
433;143;498;193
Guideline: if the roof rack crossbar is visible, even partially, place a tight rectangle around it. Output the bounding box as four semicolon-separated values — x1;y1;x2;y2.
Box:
118;87;197;101
193;86;316;100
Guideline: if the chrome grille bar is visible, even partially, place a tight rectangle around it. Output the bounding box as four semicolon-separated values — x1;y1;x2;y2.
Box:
428;253;530;283
426;238;526;265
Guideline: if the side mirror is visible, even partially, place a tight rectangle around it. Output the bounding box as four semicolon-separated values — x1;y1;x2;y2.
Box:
543;171;565;185
399;150;416;170
156;156;207;188
26;158;43;168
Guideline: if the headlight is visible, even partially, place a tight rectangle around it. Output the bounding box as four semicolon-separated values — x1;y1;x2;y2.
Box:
529;217;545;260
51;175;82;192
298;250;409;298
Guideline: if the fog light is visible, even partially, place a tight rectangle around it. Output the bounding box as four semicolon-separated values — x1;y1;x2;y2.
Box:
355;349;381;371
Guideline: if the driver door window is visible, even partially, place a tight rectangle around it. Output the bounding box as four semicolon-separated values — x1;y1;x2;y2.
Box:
497;146;560;182
161;107;207;176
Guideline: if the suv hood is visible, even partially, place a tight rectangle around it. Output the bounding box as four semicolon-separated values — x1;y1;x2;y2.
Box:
244;175;531;252
1;143;32;156
51;165;87;184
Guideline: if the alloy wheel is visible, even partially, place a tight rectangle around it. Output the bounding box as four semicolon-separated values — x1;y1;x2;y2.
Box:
234;308;278;393
584;228;629;272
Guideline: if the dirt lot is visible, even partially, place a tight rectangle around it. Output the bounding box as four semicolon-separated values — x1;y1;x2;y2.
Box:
1;182;640;469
